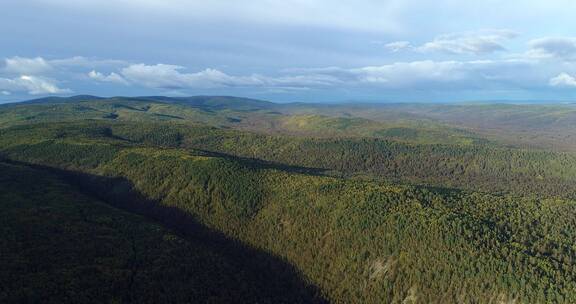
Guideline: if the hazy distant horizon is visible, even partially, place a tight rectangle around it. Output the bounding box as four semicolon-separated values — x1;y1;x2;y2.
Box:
2;93;576;106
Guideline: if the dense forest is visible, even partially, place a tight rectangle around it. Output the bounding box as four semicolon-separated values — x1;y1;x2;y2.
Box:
4;120;576;199
0;161;324;303
2;96;576;303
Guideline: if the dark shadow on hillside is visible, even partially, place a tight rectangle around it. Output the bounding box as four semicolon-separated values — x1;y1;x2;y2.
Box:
3;159;328;304
76;124;329;176
193;149;329;176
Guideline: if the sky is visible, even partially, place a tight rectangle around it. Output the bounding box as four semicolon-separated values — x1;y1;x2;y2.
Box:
2;0;576;103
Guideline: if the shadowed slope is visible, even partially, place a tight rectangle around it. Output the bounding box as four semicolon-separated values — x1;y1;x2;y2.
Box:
0;160;326;303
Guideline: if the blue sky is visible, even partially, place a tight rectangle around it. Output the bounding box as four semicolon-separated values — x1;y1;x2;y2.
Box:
2;0;576;103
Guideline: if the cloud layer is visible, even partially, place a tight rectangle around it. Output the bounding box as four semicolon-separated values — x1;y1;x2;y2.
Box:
550;73;576;87
1;57;68;95
528;37;576;60
385;29;519;55
3;35;576;100
83;57;552;93
0;75;70;95
4;57;53;75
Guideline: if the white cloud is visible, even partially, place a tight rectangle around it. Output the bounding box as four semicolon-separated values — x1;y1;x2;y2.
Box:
18;75;70;95
118;63;341;90
88;70;128;85
381;30;518;56
549;73;576;87
4;57;53;74
286;58;546;90
384;41;412;52
1;90;10;95
4;56;128;75
353;61;469;86
417;29;518;55
80;56;560;93
0;56;79;95
527;37;576;60
120;64;250;89
0;75;71;95
53;56;128;68
1;54;571;97
0;56;131;96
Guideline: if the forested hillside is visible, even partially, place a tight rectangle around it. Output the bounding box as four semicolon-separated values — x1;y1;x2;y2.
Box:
2;96;576;303
0;161;324;303
3;120;575;198
0;96;490;145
